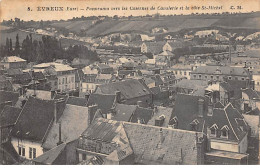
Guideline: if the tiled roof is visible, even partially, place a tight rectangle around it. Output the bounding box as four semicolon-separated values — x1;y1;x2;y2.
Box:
80;118;202;165
123;121;203;165
43;104;90;149
33;143;66;164
11;97;66;142
95;79;151;100
87;93;116;114
0;105;21;127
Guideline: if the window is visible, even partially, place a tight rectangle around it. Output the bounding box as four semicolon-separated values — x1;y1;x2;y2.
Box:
18;146;22;156
82;153;86;160
199;75;201;79
241;78;245;81
193;75;196;79
33;148;36;159
211;129;215;135
205;76;207;79
65;77;67;84
20;147;25;156
29;147;36;159
257;82;259;85
211;75;213;79
222;130;227;137
228;76;232;80
62;78;65;84
175;71;177;75
29;147;32;158
184;71;187;75
216;76;219;80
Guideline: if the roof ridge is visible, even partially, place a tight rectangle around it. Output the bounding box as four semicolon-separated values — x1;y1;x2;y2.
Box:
224;105;239;141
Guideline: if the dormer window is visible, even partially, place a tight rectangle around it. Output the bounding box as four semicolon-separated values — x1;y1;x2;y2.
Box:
221;125;229;139
209;124;218;137
190;119;199;131
169;116;178;129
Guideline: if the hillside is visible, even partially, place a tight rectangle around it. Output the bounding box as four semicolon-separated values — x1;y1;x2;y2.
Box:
46;13;260;37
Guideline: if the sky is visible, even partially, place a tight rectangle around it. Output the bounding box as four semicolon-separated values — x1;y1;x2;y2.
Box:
0;0;259;21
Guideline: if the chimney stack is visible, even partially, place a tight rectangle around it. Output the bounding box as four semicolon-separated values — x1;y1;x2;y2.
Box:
115;91;121;103
207;103;213;116
57;122;63;146
198;98;204;118
158;128;164;149
88;104;98;125
54;100;57;123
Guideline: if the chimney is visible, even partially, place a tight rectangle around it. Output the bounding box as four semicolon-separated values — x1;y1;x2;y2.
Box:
88;104;98;125
57;122;63;146
196;133;205;165
115;91;121;103
158;128;164;149
198;99;204;118
137;101;143;107
207;103;213;116
54;100;57;123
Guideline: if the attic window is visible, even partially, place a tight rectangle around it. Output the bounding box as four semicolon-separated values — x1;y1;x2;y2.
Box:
221;125;230;139
209;124;218;137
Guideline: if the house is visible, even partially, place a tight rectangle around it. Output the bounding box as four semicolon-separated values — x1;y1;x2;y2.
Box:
10;96;66;160
141;41;165;55
35;63;76;93
162;41;184;52
171;64;193;79
94;79;152;106
0;75;13;91
191;65;251;82
173;93;250;164
0;56;27;70
154;50;176;67
77;118;205;165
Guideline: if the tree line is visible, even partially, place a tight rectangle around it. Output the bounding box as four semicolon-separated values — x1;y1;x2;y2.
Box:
0;33;99;63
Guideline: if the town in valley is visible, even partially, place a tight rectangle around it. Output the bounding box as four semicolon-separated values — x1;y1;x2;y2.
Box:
0;11;260;165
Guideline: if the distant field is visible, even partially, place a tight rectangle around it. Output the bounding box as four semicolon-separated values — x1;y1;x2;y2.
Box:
50;20;94;33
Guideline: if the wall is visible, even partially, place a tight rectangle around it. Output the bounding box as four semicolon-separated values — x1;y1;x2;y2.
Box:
253;74;260;92
210;139;239;153
11;137;44;160
57;73;75;92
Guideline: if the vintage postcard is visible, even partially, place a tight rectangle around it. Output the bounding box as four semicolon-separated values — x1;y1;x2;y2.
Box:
0;0;259;165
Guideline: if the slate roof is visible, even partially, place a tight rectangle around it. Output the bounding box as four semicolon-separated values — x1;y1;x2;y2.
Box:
131;107;154;124
0;105;21;127
6;68;23;76
174;79;208;90
11;97;66;142
226;80;247;99
147;107;173;127
0;91;19;111
219;82;233;92
173;93;208;132
87;93;116;114
32;71;45;81
95;79;151;101
66;96;88;107
207;103;249;142
43;104;90;149
191;65;250;77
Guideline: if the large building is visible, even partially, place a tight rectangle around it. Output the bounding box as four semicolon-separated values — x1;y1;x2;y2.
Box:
190;65;251;82
0;56;27;70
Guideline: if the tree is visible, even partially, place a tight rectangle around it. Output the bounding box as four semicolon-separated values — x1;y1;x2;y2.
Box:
9;39;13;52
15;33;20;56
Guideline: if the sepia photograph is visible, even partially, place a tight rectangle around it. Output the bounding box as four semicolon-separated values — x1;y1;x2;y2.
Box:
0;0;259;165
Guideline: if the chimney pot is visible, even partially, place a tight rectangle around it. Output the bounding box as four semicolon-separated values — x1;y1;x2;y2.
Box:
198;98;204;118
